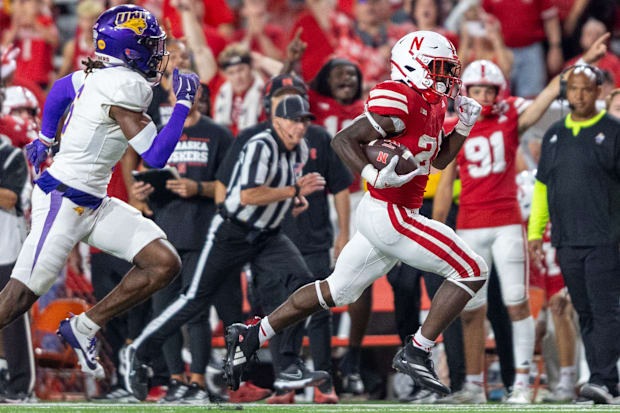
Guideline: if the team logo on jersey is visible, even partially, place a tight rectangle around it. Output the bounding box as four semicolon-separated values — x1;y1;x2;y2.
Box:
420;108;427;116
550;134;557;144
114;11;147;35
73;207;85;216
595;132;605;144
97;39;106;50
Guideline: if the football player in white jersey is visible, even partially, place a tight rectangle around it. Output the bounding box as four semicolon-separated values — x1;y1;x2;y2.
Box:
0;5;198;379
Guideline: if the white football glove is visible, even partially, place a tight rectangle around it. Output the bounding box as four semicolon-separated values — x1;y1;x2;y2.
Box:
361;156;424;189
454;95;482;136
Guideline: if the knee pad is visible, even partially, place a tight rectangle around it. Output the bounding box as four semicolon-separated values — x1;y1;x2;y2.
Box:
460;279;488;310
448;255;489;298
326;272;366;307
503;284;528;306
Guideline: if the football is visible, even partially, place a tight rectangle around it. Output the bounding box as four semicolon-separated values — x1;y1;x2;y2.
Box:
363;139;417;175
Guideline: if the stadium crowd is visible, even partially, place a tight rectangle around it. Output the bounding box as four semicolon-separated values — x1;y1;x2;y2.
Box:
0;0;619;406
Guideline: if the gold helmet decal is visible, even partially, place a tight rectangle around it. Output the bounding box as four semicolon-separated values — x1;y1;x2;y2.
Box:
114;11;147;35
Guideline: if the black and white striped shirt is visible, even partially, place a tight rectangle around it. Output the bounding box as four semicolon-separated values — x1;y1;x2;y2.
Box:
224;128;307;230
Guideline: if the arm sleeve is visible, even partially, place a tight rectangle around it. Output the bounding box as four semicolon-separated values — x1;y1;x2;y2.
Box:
239;140;272;190
40;71;85;140
528;180;549;241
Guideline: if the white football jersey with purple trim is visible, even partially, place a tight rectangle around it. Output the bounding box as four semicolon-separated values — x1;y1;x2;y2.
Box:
47;66;152;198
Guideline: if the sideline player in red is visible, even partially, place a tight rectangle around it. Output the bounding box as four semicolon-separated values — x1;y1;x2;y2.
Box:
224;30;488;395
432;35;607;403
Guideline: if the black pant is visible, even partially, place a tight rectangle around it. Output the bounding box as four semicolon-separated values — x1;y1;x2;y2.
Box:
486;265;515;390
253;250;332;374
0;263;34;395
135;216;313;364
152;250;243;375
557;244;620;394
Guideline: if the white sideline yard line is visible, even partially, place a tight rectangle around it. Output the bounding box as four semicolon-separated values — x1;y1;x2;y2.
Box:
0;404;618;411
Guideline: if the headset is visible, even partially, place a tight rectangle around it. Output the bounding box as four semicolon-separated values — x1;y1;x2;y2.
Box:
558;63;603;100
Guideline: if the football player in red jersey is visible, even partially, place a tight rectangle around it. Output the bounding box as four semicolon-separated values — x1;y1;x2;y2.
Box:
432;35;607;402
224;30;488;396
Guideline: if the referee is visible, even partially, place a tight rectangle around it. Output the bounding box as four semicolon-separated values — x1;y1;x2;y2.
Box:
528;65;620;404
123;95;326;400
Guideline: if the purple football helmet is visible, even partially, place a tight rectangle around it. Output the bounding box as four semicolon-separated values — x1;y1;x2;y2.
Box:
92;4;168;82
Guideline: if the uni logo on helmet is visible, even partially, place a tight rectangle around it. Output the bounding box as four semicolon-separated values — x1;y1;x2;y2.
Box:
114;11;147;35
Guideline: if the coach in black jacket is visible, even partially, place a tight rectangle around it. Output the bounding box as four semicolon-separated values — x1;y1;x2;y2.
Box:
529;65;620;404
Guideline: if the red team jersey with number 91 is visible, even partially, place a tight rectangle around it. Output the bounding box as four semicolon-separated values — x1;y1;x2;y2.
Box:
445;96;531;229
365;81;446;209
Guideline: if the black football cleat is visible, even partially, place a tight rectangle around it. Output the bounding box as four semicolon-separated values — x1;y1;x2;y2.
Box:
392;344;450;396
224;323;259;391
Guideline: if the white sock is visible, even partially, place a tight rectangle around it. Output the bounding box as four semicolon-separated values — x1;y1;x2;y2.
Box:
514;373;529;389
512;316;535;371
558;366;576;389
411;327;435;352
258;316;275;346
75;312;100;338
466;373;484;387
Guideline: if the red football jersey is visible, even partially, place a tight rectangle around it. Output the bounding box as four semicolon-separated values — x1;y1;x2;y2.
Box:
447;96;530;229
365;81;446;209
309;89;364;137
0;115;35;148
309;89;365;191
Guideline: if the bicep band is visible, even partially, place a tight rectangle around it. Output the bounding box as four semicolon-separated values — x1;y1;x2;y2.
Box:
128;121;158;154
364;105;387;138
134;103;190;168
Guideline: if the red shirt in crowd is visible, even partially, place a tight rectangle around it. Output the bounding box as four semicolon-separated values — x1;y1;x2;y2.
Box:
565;53;620;88
332;19;410;91
161;0;228;59
482;0;557;48
71;26;95;73
290;11;338;82
308;89;365;191
13;15;57;87
232;25;287;56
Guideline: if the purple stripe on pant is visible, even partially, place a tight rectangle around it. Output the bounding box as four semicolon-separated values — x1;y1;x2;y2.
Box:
30;190;63;273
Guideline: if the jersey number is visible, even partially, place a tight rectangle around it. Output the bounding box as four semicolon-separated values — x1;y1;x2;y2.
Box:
60;85;85;136
415;134;438;174
464;131;506;178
